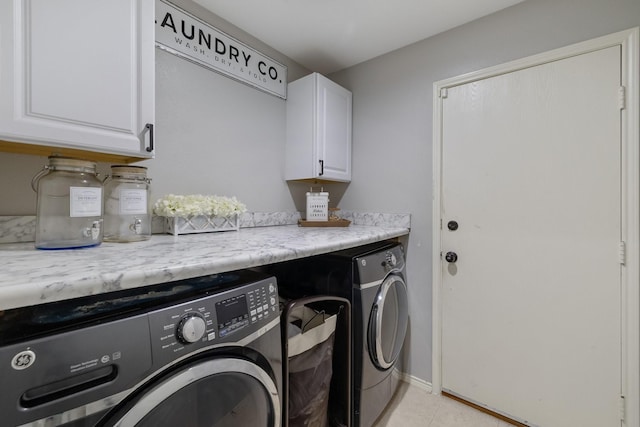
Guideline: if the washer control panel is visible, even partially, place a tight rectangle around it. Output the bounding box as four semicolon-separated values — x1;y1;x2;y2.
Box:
148;276;278;366
246;281;278;326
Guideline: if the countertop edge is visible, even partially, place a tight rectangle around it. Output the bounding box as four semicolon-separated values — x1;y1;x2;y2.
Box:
1;224;409;311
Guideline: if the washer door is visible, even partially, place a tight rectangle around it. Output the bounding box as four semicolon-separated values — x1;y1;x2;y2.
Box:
368;274;409;370
104;358;280;427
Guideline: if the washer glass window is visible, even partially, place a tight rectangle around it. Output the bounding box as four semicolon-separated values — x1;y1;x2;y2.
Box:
106;358;279;427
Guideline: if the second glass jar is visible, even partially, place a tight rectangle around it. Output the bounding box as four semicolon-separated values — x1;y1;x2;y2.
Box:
103;165;152;242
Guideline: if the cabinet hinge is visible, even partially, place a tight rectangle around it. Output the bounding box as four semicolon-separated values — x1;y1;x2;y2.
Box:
618;86;626;110
619;395;625;421
440;88;448;99
619;241;626;265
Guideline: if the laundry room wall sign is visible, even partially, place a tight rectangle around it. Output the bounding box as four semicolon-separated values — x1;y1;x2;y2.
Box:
155;0;287;98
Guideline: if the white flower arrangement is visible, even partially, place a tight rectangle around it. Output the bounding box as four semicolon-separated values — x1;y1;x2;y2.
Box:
153;194;247;218
153;194;247;235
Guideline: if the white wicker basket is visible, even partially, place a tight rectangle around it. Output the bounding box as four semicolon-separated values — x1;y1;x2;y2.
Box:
165;214;239;235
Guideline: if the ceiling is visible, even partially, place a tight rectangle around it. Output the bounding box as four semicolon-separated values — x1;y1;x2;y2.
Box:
194;0;525;74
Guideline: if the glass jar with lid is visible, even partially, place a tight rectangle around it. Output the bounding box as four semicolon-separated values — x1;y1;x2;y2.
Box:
32;157;103;250
103;165;152;242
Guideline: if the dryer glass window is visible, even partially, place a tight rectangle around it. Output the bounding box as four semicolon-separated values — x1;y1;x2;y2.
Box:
369;275;409;369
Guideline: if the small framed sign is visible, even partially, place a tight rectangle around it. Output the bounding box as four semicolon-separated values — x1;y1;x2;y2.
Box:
306;190;329;221
155;0;288;99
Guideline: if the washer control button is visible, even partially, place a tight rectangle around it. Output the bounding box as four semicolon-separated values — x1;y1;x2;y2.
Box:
177;314;207;344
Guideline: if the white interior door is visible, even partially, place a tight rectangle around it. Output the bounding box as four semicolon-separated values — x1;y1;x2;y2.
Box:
440;45;622;426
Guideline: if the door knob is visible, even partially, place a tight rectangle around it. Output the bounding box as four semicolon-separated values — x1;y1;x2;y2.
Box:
445;252;458;263
447;220;459;231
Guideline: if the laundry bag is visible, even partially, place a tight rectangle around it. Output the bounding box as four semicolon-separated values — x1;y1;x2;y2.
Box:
287;306;338;427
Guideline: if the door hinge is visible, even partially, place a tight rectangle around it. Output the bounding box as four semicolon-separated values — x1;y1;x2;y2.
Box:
440;88;448;99
619;241;626;265
619;395;625;421
618;86;626;110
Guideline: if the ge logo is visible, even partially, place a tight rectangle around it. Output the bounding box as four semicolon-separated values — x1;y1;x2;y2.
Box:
11;350;36;370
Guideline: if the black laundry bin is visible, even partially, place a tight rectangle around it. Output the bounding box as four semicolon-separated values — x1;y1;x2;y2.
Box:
281;296;351;427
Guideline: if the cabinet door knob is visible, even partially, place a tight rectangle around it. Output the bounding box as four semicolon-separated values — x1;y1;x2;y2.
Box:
145;123;154;153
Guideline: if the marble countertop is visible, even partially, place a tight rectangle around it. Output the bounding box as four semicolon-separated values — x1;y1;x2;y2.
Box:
0;224;409;311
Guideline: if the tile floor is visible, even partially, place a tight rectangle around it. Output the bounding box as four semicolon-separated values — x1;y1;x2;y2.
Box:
373;382;515;427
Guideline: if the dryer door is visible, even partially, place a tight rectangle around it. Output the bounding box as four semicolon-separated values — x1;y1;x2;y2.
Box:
368;273;409;370
102;357;280;427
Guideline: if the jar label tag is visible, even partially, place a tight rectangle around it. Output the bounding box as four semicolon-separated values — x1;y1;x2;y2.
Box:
69;187;102;217
119;189;148;215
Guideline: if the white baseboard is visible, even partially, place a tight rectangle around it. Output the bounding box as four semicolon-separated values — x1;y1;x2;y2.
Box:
392;368;433;394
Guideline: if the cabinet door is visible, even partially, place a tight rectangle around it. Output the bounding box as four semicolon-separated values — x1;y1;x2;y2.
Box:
0;0;155;158
315;75;352;181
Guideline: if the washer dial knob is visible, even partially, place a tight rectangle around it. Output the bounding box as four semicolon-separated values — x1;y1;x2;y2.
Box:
385;252;397;268
177;313;206;344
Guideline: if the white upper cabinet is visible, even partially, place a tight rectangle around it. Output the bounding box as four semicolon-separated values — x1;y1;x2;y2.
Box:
0;0;155;161
285;73;352;182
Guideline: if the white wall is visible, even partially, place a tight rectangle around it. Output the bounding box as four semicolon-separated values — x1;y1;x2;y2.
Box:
145;48;291;210
330;0;640;383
